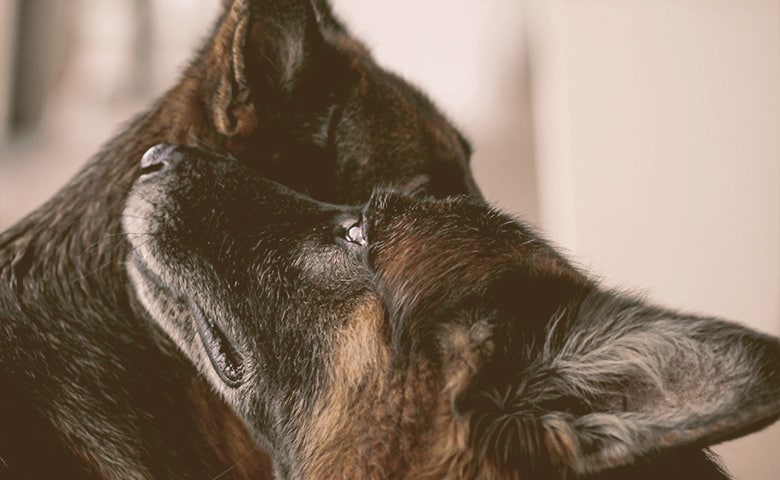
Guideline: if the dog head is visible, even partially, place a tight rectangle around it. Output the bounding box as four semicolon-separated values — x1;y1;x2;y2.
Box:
123;145;373;454
161;0;479;203
124;145;780;479
108;1;479;477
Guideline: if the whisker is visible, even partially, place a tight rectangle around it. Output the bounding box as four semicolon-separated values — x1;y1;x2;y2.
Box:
81;231;154;255
66;235;158;288
211;449;263;480
67;259;121;286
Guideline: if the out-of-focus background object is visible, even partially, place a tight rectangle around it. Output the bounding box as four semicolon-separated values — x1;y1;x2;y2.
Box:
0;1;777;477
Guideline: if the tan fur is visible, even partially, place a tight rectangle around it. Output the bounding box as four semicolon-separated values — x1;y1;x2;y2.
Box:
191;378;274;480
406;319;504;480
299;296;393;479
210;0;258;138
298;299;510;479
297;299;481;479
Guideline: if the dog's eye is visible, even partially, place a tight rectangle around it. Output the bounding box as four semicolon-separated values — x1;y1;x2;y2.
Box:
336;215;366;247
345;221;365;246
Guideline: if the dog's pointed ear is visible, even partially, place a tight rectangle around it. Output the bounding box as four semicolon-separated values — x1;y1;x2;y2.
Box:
205;0;338;138
468;291;780;475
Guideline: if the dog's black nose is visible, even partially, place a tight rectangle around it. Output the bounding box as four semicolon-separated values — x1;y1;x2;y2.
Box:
139;144;182;177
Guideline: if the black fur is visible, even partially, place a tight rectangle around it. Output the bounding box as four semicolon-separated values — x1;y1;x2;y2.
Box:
125;148;780;479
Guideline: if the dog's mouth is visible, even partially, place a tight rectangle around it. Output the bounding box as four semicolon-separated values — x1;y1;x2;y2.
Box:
188;298;245;387
130;253;246;387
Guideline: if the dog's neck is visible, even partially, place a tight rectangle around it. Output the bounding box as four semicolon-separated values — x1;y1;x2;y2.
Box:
276;297;483;479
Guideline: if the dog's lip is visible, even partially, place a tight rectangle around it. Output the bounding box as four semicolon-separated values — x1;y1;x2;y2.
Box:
188;298;246;388
129;252;246;387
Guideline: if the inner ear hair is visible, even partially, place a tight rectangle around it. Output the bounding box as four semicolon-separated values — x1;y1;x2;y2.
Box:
210;0;327;138
210;0;255;138
461;288;780;476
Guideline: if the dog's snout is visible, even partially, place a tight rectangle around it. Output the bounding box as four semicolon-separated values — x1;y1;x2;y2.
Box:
139;144;183;178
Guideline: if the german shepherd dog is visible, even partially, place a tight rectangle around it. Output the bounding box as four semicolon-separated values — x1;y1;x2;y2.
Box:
124;145;780;479
0;1;479;478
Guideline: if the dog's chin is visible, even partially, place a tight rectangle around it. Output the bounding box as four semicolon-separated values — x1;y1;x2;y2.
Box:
127;253;246;388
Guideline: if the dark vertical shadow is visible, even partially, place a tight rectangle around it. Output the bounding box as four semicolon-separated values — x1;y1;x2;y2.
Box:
131;0;153;96
9;0;73;138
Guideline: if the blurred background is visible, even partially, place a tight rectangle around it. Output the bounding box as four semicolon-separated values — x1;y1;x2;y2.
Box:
0;0;777;477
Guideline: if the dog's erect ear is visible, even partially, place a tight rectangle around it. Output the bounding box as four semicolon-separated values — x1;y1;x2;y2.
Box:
205;0;338;138
468;290;780;476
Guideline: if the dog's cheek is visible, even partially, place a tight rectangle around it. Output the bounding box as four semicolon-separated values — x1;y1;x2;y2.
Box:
128;261;236;402
127;262;199;360
292;243;368;292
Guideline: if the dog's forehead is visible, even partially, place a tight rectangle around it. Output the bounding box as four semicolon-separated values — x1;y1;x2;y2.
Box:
365;193;582;293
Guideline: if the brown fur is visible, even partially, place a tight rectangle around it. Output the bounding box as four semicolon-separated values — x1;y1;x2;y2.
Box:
300;298;391;479
191;380;273;480
120;144;780;479
0;1;480;477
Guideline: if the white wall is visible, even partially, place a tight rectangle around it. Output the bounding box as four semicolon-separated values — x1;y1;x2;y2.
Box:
527;1;780;478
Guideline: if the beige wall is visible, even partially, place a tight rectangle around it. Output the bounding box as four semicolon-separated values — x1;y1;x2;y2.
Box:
527;1;780;478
